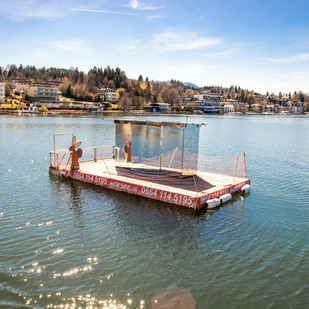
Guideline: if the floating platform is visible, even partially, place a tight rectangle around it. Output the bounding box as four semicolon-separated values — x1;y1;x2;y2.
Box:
49;120;250;210
49;158;250;210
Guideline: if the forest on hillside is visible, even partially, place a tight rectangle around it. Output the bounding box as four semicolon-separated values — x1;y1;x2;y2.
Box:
1;64;308;111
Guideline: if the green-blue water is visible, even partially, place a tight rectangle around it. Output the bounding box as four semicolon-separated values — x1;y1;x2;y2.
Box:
0;114;308;308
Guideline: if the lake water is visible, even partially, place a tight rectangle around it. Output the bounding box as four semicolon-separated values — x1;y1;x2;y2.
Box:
0;114;308;309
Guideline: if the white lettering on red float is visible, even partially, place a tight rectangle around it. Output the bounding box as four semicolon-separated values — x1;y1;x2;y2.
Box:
198;180;250;205
142;187;193;206
66;170;197;208
157;189;194;207
141;187;158;198
72;171;85;182
50;167;249;209
94;175;108;186
109;180;133;193
71;171;108;187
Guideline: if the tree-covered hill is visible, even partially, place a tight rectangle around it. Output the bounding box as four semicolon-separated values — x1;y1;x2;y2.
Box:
1;64;308;111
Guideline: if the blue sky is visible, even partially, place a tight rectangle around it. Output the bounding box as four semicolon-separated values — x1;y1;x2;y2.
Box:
1;0;309;94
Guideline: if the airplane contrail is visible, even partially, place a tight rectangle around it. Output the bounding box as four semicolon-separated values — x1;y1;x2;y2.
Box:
69;8;142;16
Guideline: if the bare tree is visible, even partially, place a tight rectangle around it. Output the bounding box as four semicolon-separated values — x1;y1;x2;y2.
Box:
119;93;132;112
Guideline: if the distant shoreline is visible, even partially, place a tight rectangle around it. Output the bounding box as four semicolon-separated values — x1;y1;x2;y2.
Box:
1;109;308;117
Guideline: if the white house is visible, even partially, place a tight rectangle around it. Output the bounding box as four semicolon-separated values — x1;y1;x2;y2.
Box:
0;83;5;103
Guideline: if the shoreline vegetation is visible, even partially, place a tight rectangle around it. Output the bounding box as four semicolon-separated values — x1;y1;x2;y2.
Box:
1;64;309;114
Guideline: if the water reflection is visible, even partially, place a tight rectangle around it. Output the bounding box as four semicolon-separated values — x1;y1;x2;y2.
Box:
67;180;84;229
47;171;251;309
49;175;84;229
50;172;249;230
205;193;248;215
151;286;195;309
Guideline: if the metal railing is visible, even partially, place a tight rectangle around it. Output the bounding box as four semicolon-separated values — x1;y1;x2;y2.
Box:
50;145;115;169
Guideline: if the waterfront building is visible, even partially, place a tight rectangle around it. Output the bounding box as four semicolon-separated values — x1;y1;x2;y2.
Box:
194;92;223;103
184;94;249;114
183;97;197;104
12;79;32;95
233;102;249;113
0;83;5;103
11;80;62;108
29;82;62;108
64;101;101;110
292;103;302;114
143;102;170;112
200;102;224;114
97;88;118;103
191;92;224;114
224;104;235;113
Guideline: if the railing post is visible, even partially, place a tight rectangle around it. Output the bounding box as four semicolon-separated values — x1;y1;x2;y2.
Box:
244;152;248;178
233;155;239;184
159;125;163;172
116;147;120;161
94;147;97;162
112;146;115;159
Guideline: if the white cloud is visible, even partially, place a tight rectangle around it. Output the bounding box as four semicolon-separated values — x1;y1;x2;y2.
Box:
138;4;165;10
201;42;245;59
0;0;68;19
49;39;85;51
126;0;164;10
120;40;143;53
145;14;163;21
266;53;309;63
150;31;220;53
202;50;235;59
